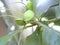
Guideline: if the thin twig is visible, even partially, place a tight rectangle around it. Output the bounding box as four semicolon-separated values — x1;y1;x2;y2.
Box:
46;18;60;22
18;29;23;45
13;35;19;44
0;15;22;20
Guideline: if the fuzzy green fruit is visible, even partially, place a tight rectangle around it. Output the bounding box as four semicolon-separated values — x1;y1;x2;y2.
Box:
26;2;32;9
24;10;34;22
16;20;25;25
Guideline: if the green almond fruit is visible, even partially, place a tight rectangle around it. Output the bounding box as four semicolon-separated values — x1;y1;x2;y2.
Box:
24;10;34;22
16;20;25;25
26;2;32;9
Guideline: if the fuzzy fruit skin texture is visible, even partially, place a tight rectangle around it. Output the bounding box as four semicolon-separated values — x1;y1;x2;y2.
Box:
16;20;26;25
26;2;32;10
24;10;34;22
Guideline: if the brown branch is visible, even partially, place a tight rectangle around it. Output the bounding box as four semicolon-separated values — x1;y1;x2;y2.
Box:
25;24;36;28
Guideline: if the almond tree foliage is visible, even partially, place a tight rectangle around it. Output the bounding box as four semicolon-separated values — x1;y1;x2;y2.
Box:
0;0;60;45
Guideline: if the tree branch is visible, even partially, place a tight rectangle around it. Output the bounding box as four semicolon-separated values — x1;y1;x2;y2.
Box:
45;18;60;23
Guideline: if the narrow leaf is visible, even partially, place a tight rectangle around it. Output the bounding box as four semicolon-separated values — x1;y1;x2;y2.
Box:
0;29;21;45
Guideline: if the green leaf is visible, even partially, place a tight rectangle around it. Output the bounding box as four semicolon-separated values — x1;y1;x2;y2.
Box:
24;10;34;22
26;1;32;10
24;26;42;45
0;29;21;45
54;19;60;26
58;0;60;3
37;22;60;45
55;6;60;18
33;0;58;17
43;8;56;20
54;6;60;26
16;20;26;25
